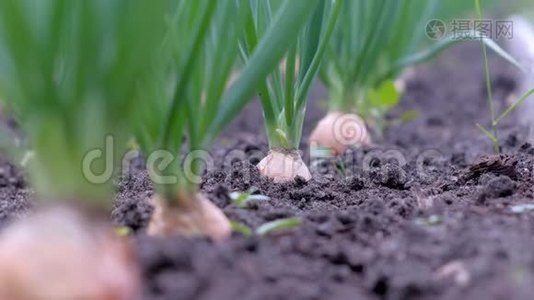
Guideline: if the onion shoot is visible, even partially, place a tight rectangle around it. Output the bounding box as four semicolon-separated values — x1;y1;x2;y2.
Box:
134;0;320;238
311;0;441;155
240;0;342;182
313;0;523;156
0;0;168;298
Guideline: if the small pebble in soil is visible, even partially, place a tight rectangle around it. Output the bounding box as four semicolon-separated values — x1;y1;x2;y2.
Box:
0;165;25;188
316;222;335;237
336;211;357;225
415;215;443;226
510;203;534;214
371;163;408;190
451;152;467;167
112;198;154;232
347;175;365;191
505;134;519;148
519;143;534;155
477;175;516;204
478;173;496;186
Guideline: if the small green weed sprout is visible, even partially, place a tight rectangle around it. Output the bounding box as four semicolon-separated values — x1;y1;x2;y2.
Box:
229;189;270;208
231;217;302;237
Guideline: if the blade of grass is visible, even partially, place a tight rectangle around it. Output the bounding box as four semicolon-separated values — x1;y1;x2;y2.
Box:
475;0;498;152
494;88;534;126
476;123;499;145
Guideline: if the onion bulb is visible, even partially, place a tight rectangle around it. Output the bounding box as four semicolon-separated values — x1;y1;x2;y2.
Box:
309;111;370;156
147;191;231;241
257;150;312;183
0;206;140;300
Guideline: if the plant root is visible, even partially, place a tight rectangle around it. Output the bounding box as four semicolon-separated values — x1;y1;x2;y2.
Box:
0;205;140;300
257;150;312;183
309;111;370;156
147;191;231;241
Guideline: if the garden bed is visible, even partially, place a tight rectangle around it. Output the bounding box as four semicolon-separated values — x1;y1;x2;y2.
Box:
2;44;534;300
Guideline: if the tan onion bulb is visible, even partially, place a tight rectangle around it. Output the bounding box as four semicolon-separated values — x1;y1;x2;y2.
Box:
147;191;231;242
0;206;140;300
257;150;312;183
309;111;371;156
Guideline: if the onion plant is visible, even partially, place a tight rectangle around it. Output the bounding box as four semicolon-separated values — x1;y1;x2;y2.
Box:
309;0;440;155
0;0;167;298
239;0;341;183
134;0;321;239
310;0;521;156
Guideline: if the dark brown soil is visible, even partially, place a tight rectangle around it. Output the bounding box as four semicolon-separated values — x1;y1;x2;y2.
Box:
2;44;534;300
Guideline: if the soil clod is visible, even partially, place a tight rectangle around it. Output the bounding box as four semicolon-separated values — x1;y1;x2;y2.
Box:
469;154;518;179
